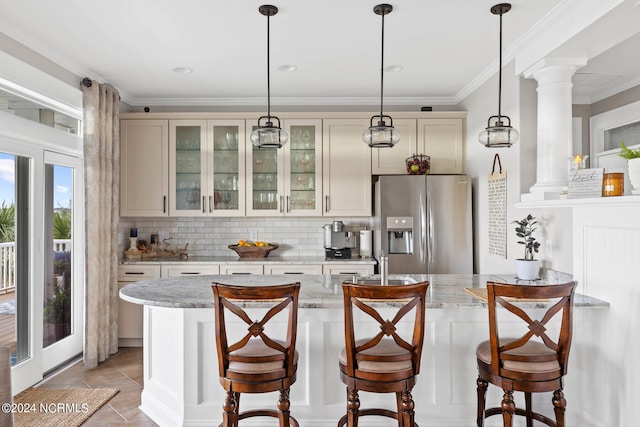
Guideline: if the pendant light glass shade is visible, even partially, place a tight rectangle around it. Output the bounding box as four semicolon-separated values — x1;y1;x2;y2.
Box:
479;3;519;148
363;4;399;148
251;5;288;149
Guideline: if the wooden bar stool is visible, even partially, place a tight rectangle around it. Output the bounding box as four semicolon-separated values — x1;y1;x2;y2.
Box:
476;281;577;427
338;280;429;427
211;282;301;427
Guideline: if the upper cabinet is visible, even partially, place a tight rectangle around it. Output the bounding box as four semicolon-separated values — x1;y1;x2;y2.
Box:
169;120;246;216
371;119;418;175
121;120;169;217
322;119;372;216
417;118;464;174
372;116;465;175
246;119;322;216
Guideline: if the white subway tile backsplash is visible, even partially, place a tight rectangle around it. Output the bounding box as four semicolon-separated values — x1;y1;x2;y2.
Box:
119;216;373;257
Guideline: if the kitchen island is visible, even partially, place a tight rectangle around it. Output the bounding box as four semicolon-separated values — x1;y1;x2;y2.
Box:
120;272;607;427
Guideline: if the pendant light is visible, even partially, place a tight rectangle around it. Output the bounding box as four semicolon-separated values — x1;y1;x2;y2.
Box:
478;3;519;148
250;5;289;149
362;4;400;148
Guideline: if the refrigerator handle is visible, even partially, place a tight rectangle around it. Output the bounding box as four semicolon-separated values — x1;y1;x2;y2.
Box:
427;191;434;265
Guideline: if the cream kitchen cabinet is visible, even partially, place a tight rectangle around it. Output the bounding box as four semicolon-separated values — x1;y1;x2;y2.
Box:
372;116;464;175
322;119;372;216
264;264;323;275
371;119;418;175
245;119;322;216
161;264;220;277
169;120;246;216
120;120;169;216
322;264;374;275
117;264;161;345
417;117;464;174
219;264;264;274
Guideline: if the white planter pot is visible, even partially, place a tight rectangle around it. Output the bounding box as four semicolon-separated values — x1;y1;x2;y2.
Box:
515;259;541;281
628;158;640;195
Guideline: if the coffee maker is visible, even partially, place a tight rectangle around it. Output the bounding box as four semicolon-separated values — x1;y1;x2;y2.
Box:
323;221;357;259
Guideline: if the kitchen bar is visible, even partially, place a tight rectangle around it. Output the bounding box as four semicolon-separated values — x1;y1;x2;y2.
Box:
120;271;607;427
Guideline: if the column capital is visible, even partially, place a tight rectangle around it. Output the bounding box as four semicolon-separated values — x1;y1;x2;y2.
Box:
523;58;588;81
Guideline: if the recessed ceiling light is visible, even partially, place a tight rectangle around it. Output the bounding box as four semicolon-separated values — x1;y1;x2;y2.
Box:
384;65;403;72
173;67;193;74
278;65;298;72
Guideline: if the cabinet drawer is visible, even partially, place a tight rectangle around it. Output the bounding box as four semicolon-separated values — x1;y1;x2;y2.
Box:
118;265;161;281
265;264;323;275
219;264;264;275
161;265;220;277
322;264;374;275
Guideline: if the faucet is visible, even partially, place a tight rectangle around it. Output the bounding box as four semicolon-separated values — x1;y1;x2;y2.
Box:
379;252;389;286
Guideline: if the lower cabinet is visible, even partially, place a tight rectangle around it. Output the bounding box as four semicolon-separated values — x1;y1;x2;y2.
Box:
117;265;161;345
264;264;323;275
161;265;220;277
322;264;374;275
219;264;264;274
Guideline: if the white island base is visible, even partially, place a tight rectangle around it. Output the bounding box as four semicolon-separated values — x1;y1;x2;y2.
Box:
135;295;603;426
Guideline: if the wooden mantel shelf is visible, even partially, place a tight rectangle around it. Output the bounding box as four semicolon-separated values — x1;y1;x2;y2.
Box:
516;195;640;209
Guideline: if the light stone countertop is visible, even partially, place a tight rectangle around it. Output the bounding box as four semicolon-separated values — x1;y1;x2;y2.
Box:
119;271;608;309
120;255;376;265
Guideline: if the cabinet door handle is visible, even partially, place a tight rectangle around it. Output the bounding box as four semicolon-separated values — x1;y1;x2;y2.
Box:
180;272;201;275
202;196;206;213
124;272;145;275
325;195;329;213
286;195;290;213
279;196;284;213
209;195;213;213
163;196;167;213
231;272;251;275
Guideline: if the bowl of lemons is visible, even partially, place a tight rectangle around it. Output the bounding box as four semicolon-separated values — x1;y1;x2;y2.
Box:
228;240;279;258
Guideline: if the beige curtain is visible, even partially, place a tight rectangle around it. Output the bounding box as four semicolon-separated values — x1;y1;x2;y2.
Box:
81;80;120;368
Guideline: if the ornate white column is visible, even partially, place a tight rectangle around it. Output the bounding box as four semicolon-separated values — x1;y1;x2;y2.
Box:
521;59;586;201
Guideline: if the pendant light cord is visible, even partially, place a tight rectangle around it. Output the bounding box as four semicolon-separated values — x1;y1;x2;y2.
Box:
266;13;272;122
497;10;503;121
379;10;386;121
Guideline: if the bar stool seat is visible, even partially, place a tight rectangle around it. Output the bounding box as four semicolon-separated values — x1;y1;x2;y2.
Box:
338;280;429;427
475;281;577;427
212;282;301;427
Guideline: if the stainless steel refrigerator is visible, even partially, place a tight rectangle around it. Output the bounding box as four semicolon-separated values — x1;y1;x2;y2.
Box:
374;175;472;274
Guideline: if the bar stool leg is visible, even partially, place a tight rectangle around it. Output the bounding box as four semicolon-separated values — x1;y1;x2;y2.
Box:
501;389;515;427
222;391;237;427
476;377;488;427
552;389;567;427
400;389;415;427
278;388;291;427
525;392;533;427
346;387;360;426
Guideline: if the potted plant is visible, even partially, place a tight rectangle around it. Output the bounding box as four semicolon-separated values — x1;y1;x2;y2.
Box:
617;142;640;194
513;214;541;280
44;283;71;340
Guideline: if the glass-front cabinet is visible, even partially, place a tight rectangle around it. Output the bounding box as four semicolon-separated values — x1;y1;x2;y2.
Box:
246;119;322;216
169;120;245;216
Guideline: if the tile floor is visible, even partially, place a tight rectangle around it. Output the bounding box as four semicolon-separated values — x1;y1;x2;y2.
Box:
36;347;157;426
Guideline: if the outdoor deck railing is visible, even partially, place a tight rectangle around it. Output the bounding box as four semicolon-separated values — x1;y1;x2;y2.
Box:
0;239;71;293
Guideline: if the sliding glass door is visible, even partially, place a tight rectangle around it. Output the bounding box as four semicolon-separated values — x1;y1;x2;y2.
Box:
42;152;83;372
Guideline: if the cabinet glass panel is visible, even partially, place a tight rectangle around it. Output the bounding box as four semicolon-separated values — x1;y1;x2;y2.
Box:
251;146;279;211
212;126;240;211
289;125;316;211
174;126;202;211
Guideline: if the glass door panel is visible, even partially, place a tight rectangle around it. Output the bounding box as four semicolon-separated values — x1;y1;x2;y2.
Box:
174;125;203;212
0;152;29;366
212;125;241;213
246;122;283;216
285;120;322;216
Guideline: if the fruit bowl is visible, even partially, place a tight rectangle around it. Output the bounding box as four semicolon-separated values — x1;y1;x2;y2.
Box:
405;154;430;175
228;244;279;259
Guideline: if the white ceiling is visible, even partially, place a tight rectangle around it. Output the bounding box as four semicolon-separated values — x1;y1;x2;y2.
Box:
1;0;640;108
